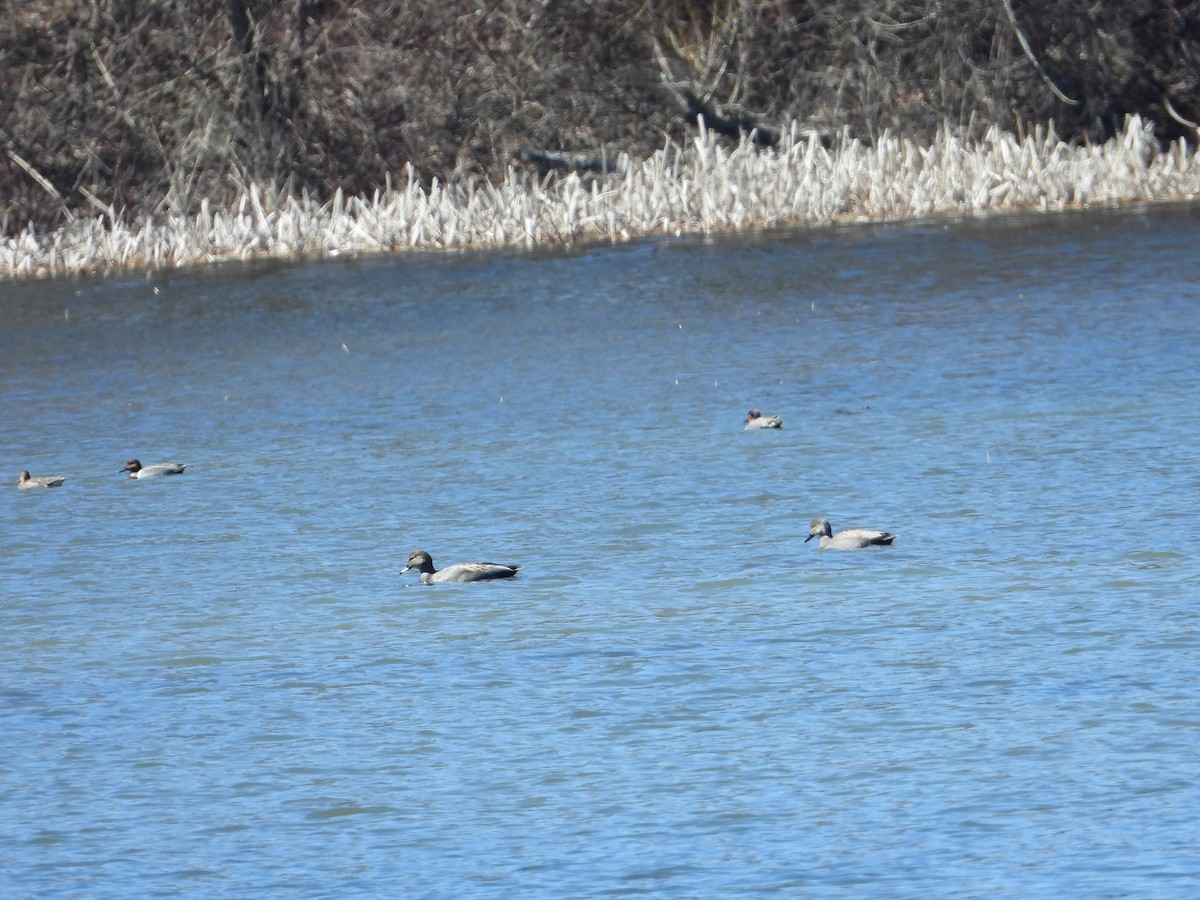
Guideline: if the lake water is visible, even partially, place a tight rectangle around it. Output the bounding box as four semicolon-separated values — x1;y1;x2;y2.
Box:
3;203;1200;897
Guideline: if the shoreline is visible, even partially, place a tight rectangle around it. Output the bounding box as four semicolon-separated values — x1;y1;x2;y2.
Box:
3;116;1197;283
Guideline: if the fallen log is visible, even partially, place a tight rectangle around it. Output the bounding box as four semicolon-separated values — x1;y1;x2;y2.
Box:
681;89;781;148
513;148;622;175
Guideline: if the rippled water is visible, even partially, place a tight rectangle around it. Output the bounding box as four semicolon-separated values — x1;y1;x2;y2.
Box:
4;203;1200;897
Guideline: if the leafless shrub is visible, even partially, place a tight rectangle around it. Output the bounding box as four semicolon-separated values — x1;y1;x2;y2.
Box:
2;0;1198;234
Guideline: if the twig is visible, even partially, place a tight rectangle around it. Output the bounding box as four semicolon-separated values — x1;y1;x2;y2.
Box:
8;152;62;199
1000;0;1078;106
8;151;73;219
1163;95;1200;137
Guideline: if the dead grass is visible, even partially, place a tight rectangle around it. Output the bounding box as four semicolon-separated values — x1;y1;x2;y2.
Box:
3;116;1195;280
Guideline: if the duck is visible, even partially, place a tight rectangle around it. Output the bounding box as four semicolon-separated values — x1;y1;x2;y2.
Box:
123;459;188;479
805;517;896;550
18;470;66;489
401;549;521;584
745;408;783;430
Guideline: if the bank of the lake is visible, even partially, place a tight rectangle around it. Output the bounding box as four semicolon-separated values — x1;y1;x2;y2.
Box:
3;117;1198;282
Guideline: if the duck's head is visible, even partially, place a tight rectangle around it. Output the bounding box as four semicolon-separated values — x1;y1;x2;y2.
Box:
402;549;435;575
806;517;833;541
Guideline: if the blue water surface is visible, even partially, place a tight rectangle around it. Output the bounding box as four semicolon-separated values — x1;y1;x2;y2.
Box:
3;202;1199;897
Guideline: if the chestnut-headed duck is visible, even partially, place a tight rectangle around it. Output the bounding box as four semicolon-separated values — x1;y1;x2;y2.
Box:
123;459;188;479
745;408;783;430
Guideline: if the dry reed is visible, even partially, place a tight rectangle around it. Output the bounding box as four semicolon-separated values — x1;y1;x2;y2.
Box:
2;116;1197;281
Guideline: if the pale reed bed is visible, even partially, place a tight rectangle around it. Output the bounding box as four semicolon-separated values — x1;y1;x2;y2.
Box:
3;116;1197;280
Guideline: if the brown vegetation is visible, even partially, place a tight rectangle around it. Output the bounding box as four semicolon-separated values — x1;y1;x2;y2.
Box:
3;0;1199;235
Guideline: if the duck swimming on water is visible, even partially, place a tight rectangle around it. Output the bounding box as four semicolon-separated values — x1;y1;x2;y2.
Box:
805;517;896;550
401;549;521;584
123;459;188;479
745;408;783;430
18;470;66;489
